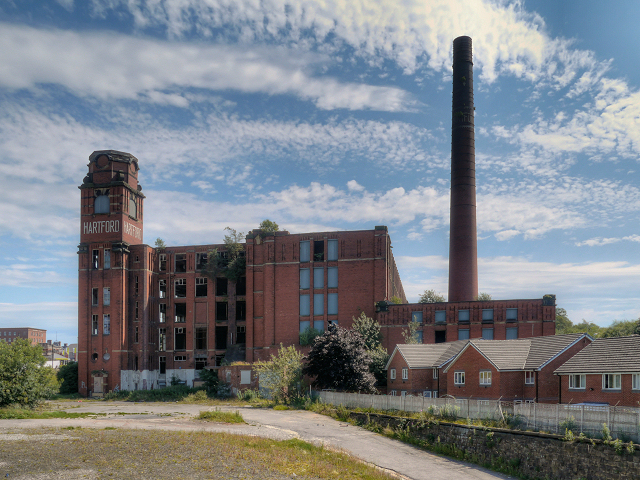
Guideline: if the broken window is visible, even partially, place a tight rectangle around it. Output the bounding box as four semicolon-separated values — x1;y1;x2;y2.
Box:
314;240;324;261
134;326;139;343
103;287;110;306
196;277;207;297
216;302;228;321
135;276;139;295
159;356;166;374
104;249;111;270
92;288;99;306
159;304;166;323
175;327;186;350
236;301;246;320
236;276;246;296
195;328;207;350
216;277;228;296
134;356;139;370
92;250;99;269
175;303;186;323
159;279;166;298
195;252;208;270
215;326;228;350
236;325;246;344
175;278;186;298
92;315;98;335
175;254;187;273
195;358;207;370
159;254;166;272
103;314;110;335
215;355;225;367
158;328;166;351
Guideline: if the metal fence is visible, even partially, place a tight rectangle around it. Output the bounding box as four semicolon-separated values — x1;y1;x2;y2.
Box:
316;391;640;442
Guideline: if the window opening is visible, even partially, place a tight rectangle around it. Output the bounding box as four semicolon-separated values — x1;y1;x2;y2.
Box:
314;240;324;261
159;279;166;298
92;250;99;269
196;277;207;297
175;304;186;323
236;301;246;320
175;254;187;273
135;276;139;295
103;314;110;335
175;278;186;298
104;250;111;270
159;356;166;374
92;288;99;306
158;328;166;351
174;328;186;350
236;276;246;296
435;330;446;343
569;374;585;389
411;312;423;324
525;371;535;385
195;252;208;270
92;315;98;335
603;374;621;390
454;371;465;385
159;304;166;323
195;328;207;350
300;295;310;316
402;368;408;380
236;325;246;343
216;278;228;296
94;192;109;214
458;310;470;322
103;287;110;306
480;370;492;385
215;326;228;350
134;326;139;343
313;294;324;316
135;301;139;320
216;302;228;321
159;254;166;272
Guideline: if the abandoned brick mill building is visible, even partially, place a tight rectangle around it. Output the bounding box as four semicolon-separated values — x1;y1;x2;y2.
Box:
77;36;555;396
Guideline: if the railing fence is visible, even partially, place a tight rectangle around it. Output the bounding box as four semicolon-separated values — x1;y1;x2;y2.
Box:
316;391;640;442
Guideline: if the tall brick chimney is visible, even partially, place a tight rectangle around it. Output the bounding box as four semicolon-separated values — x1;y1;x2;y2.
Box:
448;36;478;302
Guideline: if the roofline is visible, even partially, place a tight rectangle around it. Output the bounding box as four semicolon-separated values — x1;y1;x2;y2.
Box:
384;345;401;371
443;341;503;373
537;333;593;370
555;371;640;376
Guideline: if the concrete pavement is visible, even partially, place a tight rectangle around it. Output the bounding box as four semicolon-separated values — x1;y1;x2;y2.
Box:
0;402;511;480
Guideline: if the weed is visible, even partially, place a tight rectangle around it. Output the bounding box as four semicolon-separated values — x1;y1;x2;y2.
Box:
197;408;244;423
559;415;578;433
626;441;636;455
563;429;575;442
602;423;612;443
273;405;289;411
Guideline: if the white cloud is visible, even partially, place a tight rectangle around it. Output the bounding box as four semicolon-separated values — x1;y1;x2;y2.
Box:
576;234;640;247
0;302;78;344
0;23;415;111
347;180;365;192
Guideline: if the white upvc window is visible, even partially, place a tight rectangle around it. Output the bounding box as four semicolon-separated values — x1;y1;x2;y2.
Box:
602;374;621;390
525;371;535;385
568;374;586;389
390;368;396;380
480;370;492;385
454;371;465;385
633;374;640;390
433;368;438;379
402;368;408;380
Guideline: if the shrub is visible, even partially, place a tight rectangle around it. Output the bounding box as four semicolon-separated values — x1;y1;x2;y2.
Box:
57;362;78;394
559;415;578;433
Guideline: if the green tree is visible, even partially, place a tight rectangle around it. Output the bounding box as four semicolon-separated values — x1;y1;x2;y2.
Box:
201;227;246;282
555;307;573;334
389;296;403;304
56;361;78;394
254;345;304;404
475;292;492;301
601;319;640;338
418;289;445;303
402;320;421;344
303;325;377;393
299;326;323;346
154;238;166;250
259;219;279;235
352;312;389;386
0;339;59;407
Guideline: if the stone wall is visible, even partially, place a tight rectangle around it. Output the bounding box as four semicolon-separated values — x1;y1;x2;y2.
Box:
349;412;639;480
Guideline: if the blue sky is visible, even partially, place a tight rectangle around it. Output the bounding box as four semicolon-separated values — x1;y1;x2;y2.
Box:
1;0;639;346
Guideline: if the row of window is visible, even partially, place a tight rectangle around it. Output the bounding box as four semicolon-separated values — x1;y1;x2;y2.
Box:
158;301;246;323
568;374;640;391
300;293;338;316
92;249;110;270
93;192;137;218
92;287;111;306
299;319;338;334
404;327;518;343
300;267;338;289
159;252;241;273
300;239;338;262
411;308;518;324
160;277;246;298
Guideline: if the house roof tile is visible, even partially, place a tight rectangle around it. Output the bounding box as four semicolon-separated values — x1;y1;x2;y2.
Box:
554;335;640;374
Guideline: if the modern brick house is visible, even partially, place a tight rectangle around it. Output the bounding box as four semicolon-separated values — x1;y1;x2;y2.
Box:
442;334;592;403
386;341;467;397
555;335;640;407
0;327;46;346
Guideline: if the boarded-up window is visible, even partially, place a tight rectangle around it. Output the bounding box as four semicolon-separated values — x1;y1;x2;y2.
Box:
300;241;310;263
327;239;338;261
327;267;338;288
313;268;324;288
327;293;338;315
300;295;310;316
314;294;324;316
299;269;310;289
240;370;251;385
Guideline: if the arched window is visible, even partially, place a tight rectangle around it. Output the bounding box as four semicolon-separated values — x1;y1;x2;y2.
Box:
94;193;109;214
129;195;137;218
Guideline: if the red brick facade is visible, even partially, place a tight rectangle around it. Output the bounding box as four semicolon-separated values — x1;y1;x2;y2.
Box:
386;353;441;396
0;327;46;346
558;374;640;407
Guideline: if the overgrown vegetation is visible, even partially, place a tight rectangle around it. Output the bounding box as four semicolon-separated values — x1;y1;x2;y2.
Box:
254;344;304;404
303;325;377;393
299;326;323;346
401;319;421;344
0;338;59;407
0;406;103;419
57;361;78;394
197;408;244;423
201;227;246;282
0;428;395;480
418;289;445;303
352;312;390;386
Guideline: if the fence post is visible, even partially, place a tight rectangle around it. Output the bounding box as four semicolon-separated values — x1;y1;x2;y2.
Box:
580;405;584;434
533;402;536;430
556;404;559;433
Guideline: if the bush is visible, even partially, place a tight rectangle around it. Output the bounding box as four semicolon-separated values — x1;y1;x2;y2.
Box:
57;362;78;394
0;339;59;407
299;327;323;346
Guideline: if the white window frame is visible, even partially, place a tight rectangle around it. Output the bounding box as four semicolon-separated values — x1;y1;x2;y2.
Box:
602;373;621;390
390;368;396;380
433;368;438;379
402;367;408;380
633;373;640;390
479;370;492;386
454;371;465;385
525;371;535;385
568;374;586;390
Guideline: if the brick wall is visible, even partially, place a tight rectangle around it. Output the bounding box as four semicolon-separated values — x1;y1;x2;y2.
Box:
559;373;640;407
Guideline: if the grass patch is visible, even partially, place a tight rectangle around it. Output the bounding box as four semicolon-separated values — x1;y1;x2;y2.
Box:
0;406;104;420
0;428;395;480
197;408;245;423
